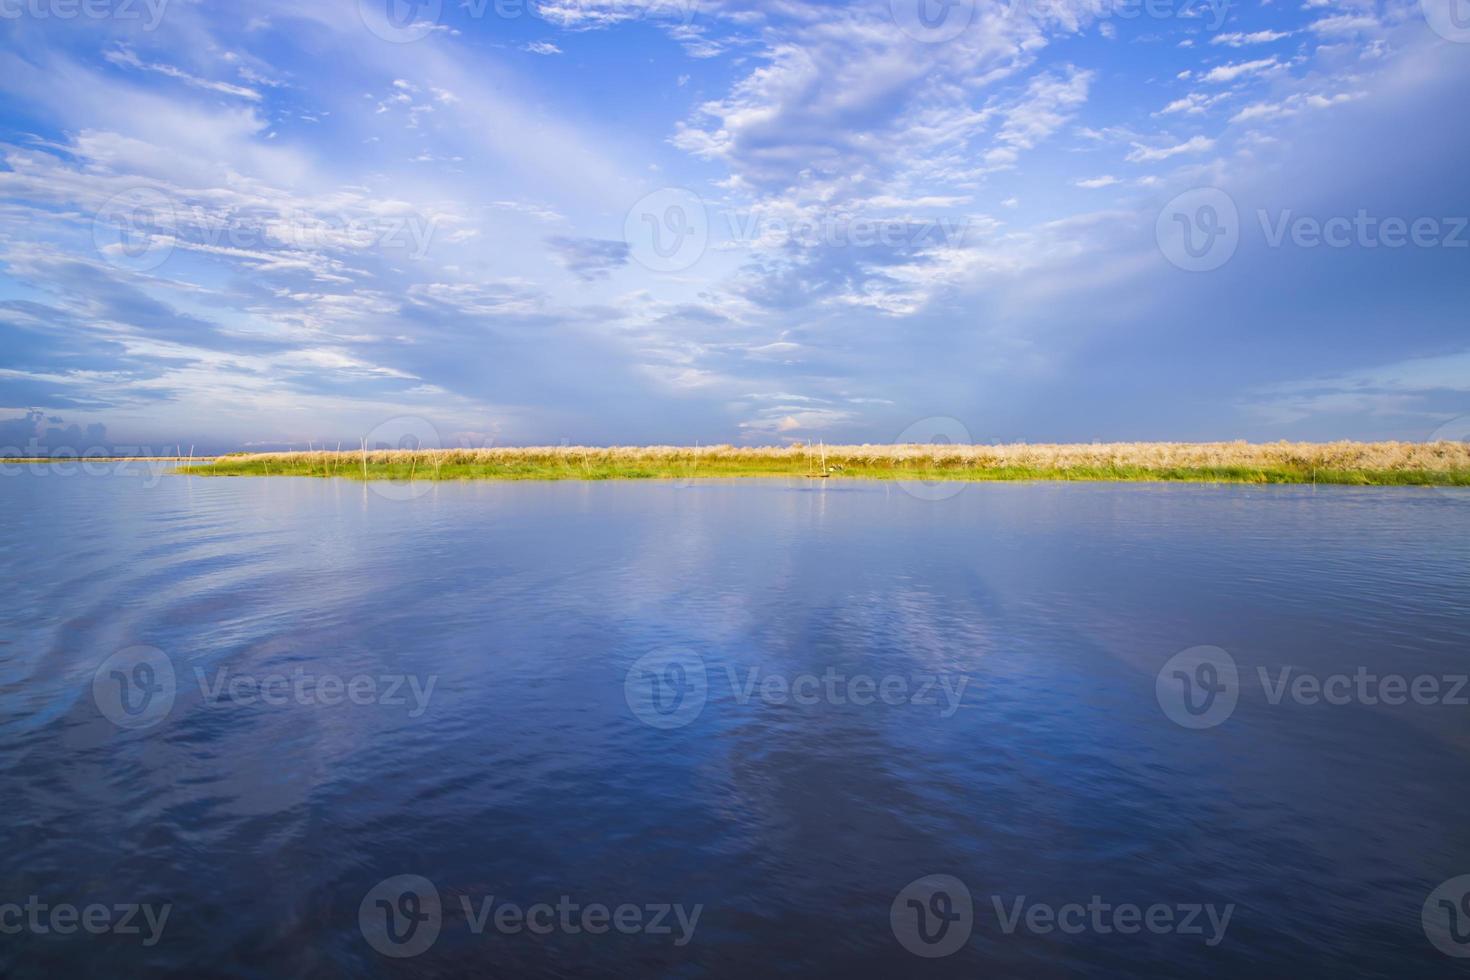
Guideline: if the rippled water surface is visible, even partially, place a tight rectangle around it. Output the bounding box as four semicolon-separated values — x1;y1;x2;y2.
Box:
1;468;1468;978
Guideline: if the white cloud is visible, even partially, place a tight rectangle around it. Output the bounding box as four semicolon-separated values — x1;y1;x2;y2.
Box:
1211;30;1292;47
1202;58;1280;83
1230;90;1364;123
1125;135;1215;162
1159;91;1231;115
1310;14;1381;34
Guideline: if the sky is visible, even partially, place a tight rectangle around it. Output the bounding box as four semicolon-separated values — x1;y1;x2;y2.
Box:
0;0;1467;453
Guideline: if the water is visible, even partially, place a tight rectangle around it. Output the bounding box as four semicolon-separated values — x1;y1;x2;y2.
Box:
1;467;1467;978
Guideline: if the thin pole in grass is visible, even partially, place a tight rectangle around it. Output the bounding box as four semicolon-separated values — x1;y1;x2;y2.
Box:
360;438;367;480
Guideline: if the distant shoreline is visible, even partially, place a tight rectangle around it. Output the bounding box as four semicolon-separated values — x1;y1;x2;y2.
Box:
170;442;1470;487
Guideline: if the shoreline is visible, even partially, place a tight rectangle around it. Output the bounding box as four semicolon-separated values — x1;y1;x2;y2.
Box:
174;442;1470;487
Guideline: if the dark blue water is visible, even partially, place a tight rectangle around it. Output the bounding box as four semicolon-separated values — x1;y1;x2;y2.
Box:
1;468;1468;978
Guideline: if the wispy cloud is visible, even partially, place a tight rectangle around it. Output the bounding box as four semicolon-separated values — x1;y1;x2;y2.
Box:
1126;135;1215;162
103;46;261;101
1201;58;1280;83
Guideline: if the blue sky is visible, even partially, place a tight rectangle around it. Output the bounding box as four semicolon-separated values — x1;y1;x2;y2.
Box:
0;0;1467;452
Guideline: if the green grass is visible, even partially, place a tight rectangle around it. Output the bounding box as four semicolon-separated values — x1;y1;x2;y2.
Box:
176;451;1470;487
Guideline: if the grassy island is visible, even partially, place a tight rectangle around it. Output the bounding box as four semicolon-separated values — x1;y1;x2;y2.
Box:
176;441;1470;486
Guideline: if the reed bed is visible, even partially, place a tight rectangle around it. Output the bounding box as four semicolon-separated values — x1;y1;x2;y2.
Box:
177;441;1470;486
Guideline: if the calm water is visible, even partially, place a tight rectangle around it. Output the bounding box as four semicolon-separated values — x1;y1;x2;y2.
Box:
1;467;1467;978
